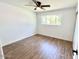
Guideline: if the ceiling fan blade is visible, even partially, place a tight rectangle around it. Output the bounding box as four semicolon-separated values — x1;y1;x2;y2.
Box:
32;0;37;4
32;0;36;3
41;5;50;7
40;7;45;10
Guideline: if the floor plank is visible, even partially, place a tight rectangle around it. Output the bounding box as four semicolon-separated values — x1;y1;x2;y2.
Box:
3;34;73;59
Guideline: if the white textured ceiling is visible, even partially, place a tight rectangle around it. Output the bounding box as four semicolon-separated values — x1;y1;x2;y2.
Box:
0;0;77;12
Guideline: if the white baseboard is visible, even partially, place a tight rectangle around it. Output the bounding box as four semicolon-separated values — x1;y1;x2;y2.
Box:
2;33;36;47
37;33;72;42
2;33;72;47
0;41;5;59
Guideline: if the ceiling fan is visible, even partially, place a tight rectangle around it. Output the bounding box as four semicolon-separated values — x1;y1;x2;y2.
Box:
25;0;50;10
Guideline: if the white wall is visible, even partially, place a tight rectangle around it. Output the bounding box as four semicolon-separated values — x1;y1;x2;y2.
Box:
0;2;36;46
36;7;76;41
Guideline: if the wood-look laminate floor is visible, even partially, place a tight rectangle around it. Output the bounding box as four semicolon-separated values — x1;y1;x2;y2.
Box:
3;34;73;59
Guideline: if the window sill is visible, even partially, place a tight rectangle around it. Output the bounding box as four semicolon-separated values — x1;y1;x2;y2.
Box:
41;24;61;26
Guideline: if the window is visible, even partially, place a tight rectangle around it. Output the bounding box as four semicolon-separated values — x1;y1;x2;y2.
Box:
41;15;62;25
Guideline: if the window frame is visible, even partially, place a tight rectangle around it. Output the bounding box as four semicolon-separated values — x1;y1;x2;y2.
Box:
41;15;62;26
